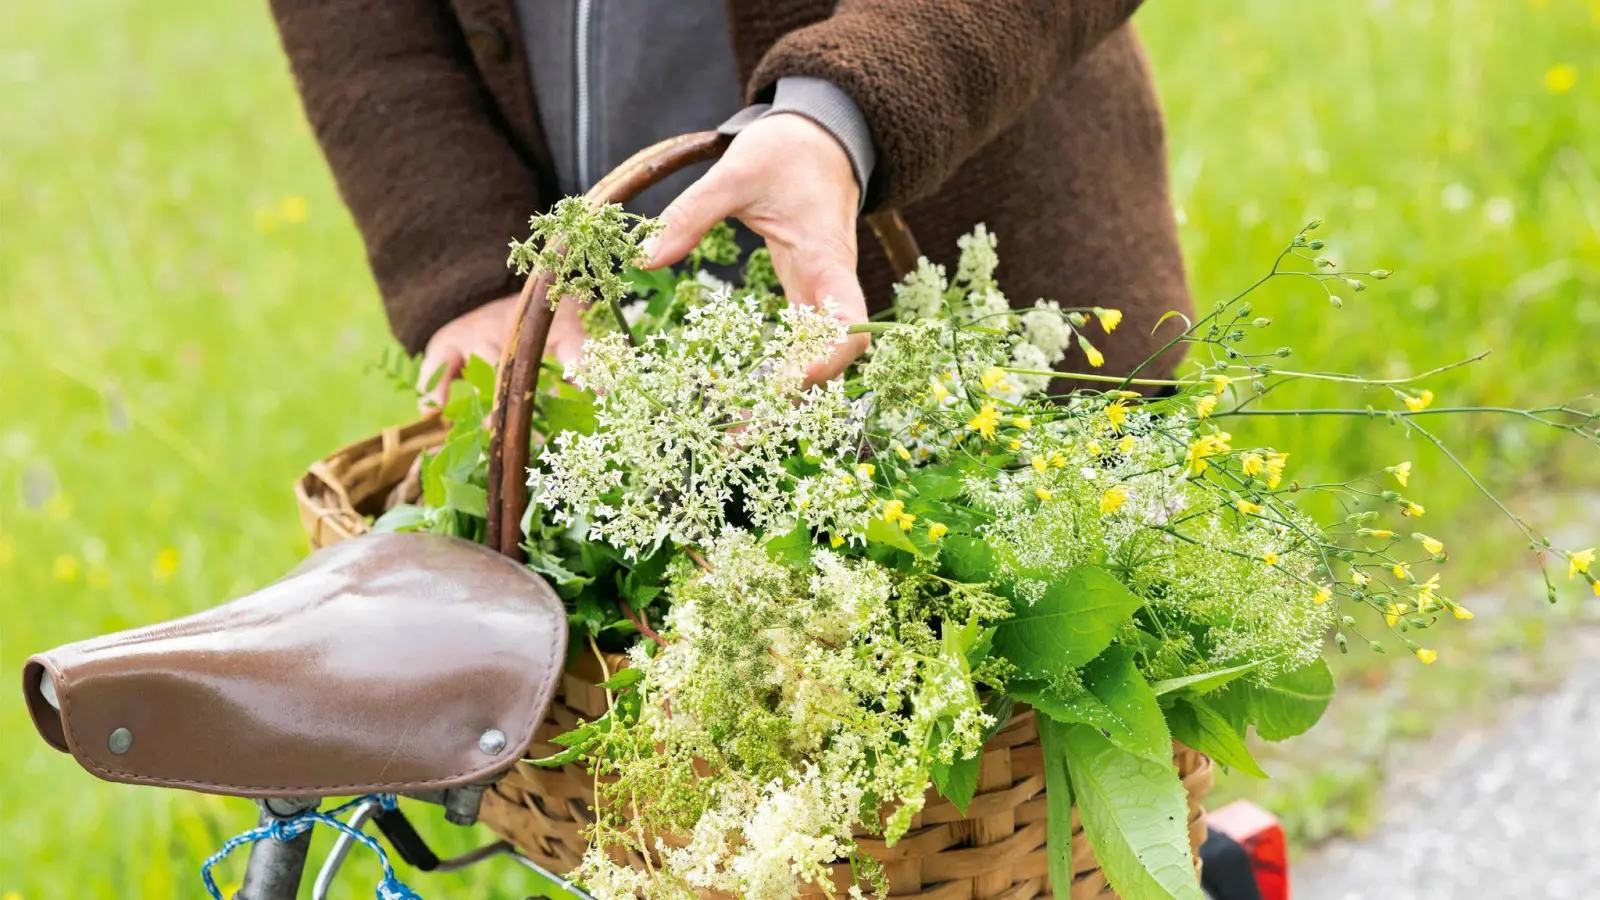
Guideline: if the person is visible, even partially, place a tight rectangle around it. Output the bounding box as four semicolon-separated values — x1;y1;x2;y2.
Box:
270;0;1190;407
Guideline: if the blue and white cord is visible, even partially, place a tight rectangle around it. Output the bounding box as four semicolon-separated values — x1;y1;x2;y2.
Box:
200;794;422;900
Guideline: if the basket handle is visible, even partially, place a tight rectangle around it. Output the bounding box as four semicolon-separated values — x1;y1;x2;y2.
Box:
485;130;922;560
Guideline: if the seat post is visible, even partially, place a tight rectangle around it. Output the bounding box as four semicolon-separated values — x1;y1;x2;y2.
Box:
236;798;319;900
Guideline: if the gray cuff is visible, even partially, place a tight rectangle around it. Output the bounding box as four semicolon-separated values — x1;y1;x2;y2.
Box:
719;76;877;211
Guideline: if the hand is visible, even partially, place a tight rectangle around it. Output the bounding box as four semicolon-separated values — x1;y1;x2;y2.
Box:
416;294;517;412
642;113;868;385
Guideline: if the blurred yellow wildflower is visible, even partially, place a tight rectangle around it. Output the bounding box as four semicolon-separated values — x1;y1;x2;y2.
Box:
830;534;845;548
1035;488;1053;502
894;443;912;461
1031;456;1048;473
881;500;916;531
980;367;1007;391
1571;548;1596;579
967;404;1000;440
280;195;309;223
1391;461;1412;487
1094;307;1123;333
1008;439;1023;451
1194;395;1218;419
0;535;13;567
1417;534;1445;556
1236;499;1263;515
927;522;949;542
153;547;181;579
1240;453;1264;477
1404;502;1426;518
1105;400;1128;432
53;554;80;583
1118;434;1136;454
1415;647;1437;664
1393;563;1411;580
1264;451;1289;488
1050;452;1068;468
1081;340;1105;368
1012;415;1032;430
1545;63;1577;94
1262;552;1280;566
1403;389;1434;412
1313;585;1332;605
1451;604;1475;620
1185;432;1233;474
1100;485;1129;515
1212;375;1232;396
1385;601;1409;627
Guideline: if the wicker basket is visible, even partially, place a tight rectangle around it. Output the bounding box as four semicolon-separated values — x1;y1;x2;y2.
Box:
295;131;1212;899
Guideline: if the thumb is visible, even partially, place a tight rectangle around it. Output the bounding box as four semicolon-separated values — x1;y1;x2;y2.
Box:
641;169;736;270
417;345;464;414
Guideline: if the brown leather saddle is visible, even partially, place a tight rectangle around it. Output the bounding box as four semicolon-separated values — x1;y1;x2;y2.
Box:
21;531;568;799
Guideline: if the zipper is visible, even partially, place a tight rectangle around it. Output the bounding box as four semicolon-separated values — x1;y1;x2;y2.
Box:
575;0;595;188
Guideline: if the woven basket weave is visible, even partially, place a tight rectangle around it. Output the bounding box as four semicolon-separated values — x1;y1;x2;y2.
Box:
295;131;1212;899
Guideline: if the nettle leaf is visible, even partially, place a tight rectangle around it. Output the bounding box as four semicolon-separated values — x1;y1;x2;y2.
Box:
1149;660;1262;699
1167;698;1266;778
992;566;1143;678
938;535;996;584
931;753;980;815
598;667;644;691
441;478;488;518
1060;724;1202;900
1037;717;1075;900
1009;645;1170;765
1211;658;1334;742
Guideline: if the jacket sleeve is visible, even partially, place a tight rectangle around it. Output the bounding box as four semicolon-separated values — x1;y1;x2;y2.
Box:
746;0;1144;211
269;0;544;353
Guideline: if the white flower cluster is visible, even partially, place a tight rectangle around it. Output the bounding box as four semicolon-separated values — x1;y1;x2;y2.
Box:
530;291;868;556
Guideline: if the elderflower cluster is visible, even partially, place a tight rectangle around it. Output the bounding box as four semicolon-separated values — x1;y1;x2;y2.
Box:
530;291;867;556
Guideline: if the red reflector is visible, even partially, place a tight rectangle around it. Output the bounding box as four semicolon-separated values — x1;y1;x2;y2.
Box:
1207;800;1289;900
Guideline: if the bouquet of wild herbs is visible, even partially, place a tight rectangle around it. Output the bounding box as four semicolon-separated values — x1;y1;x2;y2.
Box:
376;201;1598;900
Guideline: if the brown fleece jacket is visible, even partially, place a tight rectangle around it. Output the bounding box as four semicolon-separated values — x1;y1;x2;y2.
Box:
269;0;1190;381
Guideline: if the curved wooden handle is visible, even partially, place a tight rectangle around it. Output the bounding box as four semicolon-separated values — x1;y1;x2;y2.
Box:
486;131;922;560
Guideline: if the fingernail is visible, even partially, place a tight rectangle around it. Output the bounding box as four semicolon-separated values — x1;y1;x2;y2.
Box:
640;236;662;266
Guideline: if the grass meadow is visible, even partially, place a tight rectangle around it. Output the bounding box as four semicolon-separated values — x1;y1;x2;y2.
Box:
2;0;1597;896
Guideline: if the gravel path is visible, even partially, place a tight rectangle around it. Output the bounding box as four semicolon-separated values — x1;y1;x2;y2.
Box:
1294;632;1600;900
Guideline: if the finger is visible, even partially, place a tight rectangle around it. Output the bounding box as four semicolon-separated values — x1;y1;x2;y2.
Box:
641;167;739;269
775;245;870;386
417;346;463;414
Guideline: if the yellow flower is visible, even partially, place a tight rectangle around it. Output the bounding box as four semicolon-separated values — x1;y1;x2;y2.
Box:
1241;453;1264;477
1313;585;1333;605
898;513;916;531
1118;434;1136;454
967;403;1000;440
1385;601;1409;627
1416;573;1442;605
54;554;80;583
152;546;181;582
1105;400;1128;433
253;206;279;234
1416;534;1445;556
1352;571;1370;587
1008;439;1023;451
1403;502;1425;518
1032;455;1048;473
1236;499;1263;515
931;380;952;402
1451;604;1475;620
1050;452;1068;469
279;195;309;223
1088;440;1106;456
1185;432;1233;474
881;499;916;531
1213;375;1232;396
1571;548;1596;578
1264;451;1289;489
1393;563;1411;580
1403;389;1434;413
830;534;845;548
894;443;912;461
927;522;949;542
1081;340;1105;368
1545;63;1578;94
1391;461;1412;487
1194;395;1218;419
855;463;876;480
1095;307;1123;333
1366;529;1395;539
1262;552;1280;566
1100;485;1129;515
1035;488;1053;502
1012;415;1032;430
1415;647;1438;665
980;367;1007;391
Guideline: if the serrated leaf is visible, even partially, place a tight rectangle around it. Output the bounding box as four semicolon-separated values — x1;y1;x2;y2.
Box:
1061;724;1202;900
931;752;980;815
598;667;643;690
763;521;814;568
1211;658;1334;741
939;535;995;584
1009;646;1170;765
441;477;488;518
993;566;1143;678
1038;716;1076;900
1168;698;1267;778
1149;660;1262;698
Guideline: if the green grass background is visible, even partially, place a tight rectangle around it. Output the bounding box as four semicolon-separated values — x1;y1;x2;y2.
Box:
1;0;1596;896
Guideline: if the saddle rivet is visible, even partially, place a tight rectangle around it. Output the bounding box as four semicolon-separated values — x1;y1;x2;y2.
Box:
478;728;507;755
108;727;133;755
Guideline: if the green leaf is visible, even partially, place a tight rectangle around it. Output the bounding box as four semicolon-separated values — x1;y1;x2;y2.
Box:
598;667;644;690
865;514;919;555
763;521;814;568
461;355;498;398
1212;659;1334;741
441;478;488;518
931;752;981;815
939;535;995;584
1149;660;1263;698
992;566;1143;678
542;391;597;436
908;464;966;501
1061;724;1203;900
371;504;429;533
1037;716;1076;900
1009;646;1170;765
1167;699;1267;778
